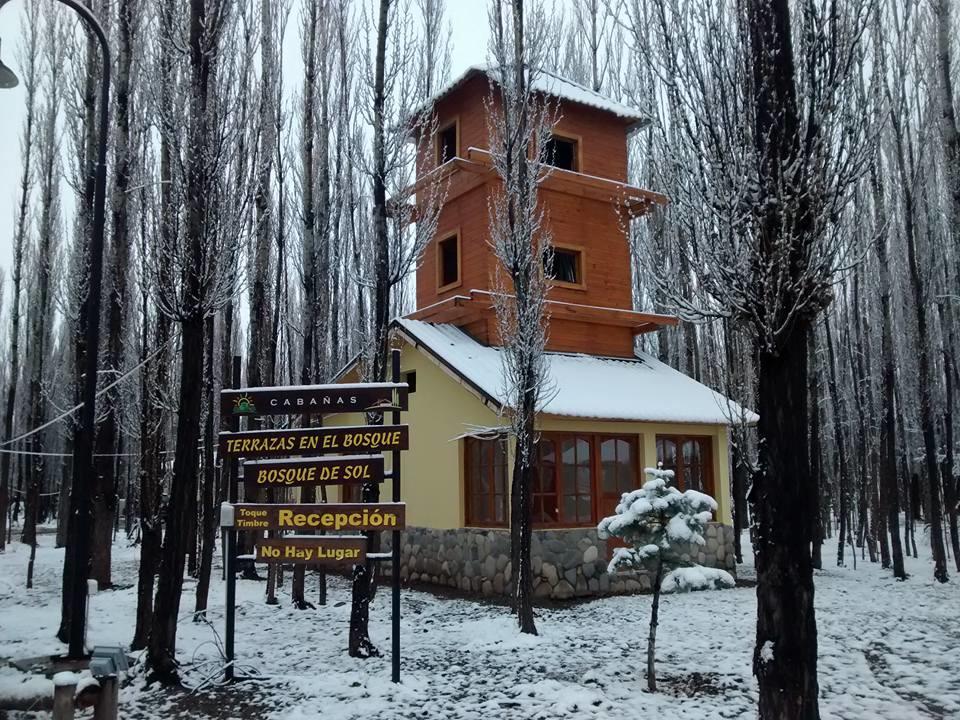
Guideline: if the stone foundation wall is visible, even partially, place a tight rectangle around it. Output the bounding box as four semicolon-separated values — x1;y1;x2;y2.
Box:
381;523;735;600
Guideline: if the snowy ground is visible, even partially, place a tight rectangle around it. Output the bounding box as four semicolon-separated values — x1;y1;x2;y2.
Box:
0;527;957;719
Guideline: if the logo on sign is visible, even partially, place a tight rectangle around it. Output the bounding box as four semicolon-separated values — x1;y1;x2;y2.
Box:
232;394;257;415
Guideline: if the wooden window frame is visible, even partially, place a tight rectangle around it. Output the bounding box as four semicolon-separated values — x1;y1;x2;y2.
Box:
436;229;462;293
436;116;460;166
655;434;715;498
548;242;587;291
545;129;583;173
464;436;509;528
533;432;639;529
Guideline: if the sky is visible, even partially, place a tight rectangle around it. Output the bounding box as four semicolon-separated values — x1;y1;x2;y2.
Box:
0;0;494;274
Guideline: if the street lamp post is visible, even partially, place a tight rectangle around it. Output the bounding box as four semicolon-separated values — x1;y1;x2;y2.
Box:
0;0;111;659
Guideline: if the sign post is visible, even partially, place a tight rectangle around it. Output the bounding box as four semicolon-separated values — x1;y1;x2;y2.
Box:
224;356;240;684
390;349;402;684
218;357;409;684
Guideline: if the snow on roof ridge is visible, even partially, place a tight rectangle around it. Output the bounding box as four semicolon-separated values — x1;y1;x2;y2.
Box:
416;65;648;125
394;318;758;425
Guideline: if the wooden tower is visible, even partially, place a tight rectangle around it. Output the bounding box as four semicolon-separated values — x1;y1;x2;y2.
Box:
408;67;676;358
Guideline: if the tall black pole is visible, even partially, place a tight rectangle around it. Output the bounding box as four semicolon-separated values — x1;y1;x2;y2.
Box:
57;0;111;660
224;355;241;683
391;349;401;683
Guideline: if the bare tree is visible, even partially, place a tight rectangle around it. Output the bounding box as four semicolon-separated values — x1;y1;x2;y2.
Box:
348;0;445;657
617;0;878;715
0;0;41;553
881;0;949;583
90;0;141;591
486;0;556;636
147;0;249;681
23;8;66;587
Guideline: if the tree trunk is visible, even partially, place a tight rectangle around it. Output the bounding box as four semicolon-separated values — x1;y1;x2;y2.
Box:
747;0;820;712
195;315;218;618
147;0;219;678
58;1;100;646
0;9;36;551
647;554;664;692
510;406;537;635
809;335;823;571
147;315;204;680
903;188;949;583
824;315;850;569
92;0;136;583
349;0;390;658
937;301;959;571
753;327;820;720
132;315;168;651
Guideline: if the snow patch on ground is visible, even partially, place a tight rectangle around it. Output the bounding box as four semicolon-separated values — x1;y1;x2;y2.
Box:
0;525;957;718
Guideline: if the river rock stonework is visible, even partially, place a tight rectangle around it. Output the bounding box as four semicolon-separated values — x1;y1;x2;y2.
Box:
381;523;736;599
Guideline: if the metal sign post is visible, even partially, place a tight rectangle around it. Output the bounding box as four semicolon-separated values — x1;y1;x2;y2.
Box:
224;356;241;683
391;349;402;684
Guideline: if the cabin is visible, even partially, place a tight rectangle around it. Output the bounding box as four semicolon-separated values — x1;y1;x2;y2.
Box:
329;67;755;599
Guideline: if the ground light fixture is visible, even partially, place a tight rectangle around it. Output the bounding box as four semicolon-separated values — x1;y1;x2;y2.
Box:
0;40;18;88
0;0;111;661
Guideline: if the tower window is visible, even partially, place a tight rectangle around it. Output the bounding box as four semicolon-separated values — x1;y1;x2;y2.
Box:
546;246;584;287
437;233;461;290
437;121;458;164
545;134;579;172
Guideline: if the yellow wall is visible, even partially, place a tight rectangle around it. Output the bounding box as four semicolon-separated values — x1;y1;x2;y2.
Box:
326;341;502;528
328;339;734;529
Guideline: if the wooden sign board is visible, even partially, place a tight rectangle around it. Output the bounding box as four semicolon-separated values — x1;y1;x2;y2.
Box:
242;455;385;493
221;382;407;418
218;425;408;459
255;536;367;566
228;502;406;532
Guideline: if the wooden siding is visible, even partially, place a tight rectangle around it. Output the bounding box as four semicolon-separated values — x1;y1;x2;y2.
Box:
413;72;648;358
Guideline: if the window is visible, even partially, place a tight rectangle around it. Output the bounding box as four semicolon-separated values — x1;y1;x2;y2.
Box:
545;246;583;287
465;437;508;526
600;437;636;500
404;371;417;393
656;435;714;497
545;134;579;171
533;433;638;527
437;121;458;164
437;233;460;291
534;441;559;523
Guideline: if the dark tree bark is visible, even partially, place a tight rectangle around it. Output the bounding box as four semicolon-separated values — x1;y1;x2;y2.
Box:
753;329;820;720
349;0;390;658
747;1;820;717
646;554;665;692
825;315;851;568
92;0;138;591
58;8;100;644
147;0;224;681
809;335;823;571
937;300;959;571
292;0;320;610
131;315;169;651
0;1;38;553
194;315;218;618
890;99;949;582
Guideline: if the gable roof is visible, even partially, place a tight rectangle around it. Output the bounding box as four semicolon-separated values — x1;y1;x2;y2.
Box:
419;65;649;129
394;318;758;426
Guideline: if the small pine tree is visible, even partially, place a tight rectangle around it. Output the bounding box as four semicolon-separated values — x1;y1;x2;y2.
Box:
598;465;734;692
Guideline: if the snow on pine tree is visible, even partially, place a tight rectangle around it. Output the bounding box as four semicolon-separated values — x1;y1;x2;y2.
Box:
597;465;734;692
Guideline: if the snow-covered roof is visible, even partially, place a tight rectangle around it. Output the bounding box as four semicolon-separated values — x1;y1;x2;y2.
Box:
395;319;758;425
420;65;649;127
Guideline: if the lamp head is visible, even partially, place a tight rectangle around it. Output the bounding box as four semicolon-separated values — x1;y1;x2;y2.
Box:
0;40;18;90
